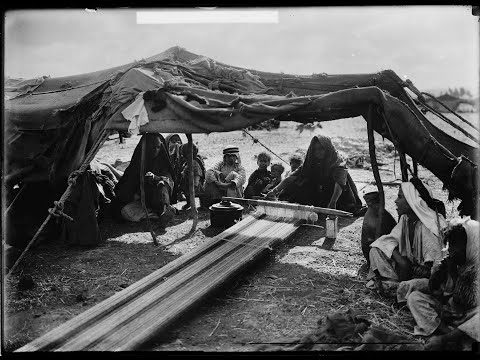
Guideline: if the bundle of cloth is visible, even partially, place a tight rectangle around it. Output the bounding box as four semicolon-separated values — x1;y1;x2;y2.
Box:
256;309;424;352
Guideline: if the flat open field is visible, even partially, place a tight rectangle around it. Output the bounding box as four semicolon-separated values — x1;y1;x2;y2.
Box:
4;113;477;352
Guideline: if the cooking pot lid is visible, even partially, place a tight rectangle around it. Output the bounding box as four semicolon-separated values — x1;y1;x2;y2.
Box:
210;200;244;211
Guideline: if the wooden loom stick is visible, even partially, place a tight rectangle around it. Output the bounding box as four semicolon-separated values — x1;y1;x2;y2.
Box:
17;214;259;352
222;197;353;217
32;215;263;351
18;214;301;351
57;216;297;351
90;217;300;350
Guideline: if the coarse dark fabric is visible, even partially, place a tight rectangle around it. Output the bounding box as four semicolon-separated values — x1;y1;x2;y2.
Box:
114;133;174;210
59;171;102;246
256;309;424;352
166;134;183;204
244;169;272;199
280;135;363;211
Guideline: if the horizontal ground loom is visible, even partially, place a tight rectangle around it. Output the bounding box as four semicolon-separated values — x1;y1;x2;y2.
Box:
16;199;352;352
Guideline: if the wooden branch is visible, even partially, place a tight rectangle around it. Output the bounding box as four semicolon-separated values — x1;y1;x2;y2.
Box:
186;133;198;234
140;136;158;246
222;197;353;217
5;183;28;215
398;151;409;182
367;105;385;239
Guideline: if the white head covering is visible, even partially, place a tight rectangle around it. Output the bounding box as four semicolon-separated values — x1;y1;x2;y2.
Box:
401;182;447;237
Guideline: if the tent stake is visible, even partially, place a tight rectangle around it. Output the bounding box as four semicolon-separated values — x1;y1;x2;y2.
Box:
187;134;198;234
367;105;385;239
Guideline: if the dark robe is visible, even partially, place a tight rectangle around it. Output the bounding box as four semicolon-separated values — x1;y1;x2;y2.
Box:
166;134;183;203
279;135;362;212
244;169;272;199
114;133;174;213
179;143;206;202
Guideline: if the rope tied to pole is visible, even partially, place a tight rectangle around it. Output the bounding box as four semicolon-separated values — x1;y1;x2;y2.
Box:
47;201;74;221
67;170;84;186
242;129;289;165
7;129;111;276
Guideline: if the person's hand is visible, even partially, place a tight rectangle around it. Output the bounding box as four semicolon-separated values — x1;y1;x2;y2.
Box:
145;172;156;183
425;335;444;351
327;200;337;209
215;181;230;189
254;179;263;187
265;190;276;199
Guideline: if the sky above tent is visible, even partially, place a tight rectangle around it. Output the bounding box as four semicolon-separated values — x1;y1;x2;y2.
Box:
4;6;479;95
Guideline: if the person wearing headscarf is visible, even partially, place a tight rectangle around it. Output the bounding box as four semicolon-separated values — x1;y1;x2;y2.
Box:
202;145;246;207
396;218;479;351
265;135;363;213
114;133;176;226
165;134;183;204
179;142;206;210
366;180;447;295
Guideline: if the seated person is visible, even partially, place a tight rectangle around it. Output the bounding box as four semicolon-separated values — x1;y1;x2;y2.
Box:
396;218;479;351
203;145;246;207
365;180;447;295
284;153;303;178
179;143;206;210
265;135;363;213
262;163;285;195
244;152;272;199
114;133;176;227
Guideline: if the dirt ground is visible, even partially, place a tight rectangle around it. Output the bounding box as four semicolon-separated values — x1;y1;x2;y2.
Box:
3;116;468;352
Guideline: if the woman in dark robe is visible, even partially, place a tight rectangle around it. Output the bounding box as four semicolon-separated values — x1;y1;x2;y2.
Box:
266;135;364;214
114;133;175;224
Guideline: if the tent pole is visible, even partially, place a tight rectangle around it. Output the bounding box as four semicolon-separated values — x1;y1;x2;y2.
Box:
139;135;158;246
367;105;385;239
6;129;111;277
5;183;28;215
413;160;418;176
398;151;409;182
186;134;198;234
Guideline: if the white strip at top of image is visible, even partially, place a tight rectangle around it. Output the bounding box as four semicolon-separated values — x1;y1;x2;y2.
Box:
136;9;279;24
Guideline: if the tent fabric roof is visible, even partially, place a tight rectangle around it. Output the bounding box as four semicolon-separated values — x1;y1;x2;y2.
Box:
4;46;477;186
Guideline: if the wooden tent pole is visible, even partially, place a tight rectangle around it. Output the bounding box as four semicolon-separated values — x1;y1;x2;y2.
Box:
186;134;198;234
398;151;409;182
413;160;418;177
139;135;158;246
367;105;385;239
5;183;28;215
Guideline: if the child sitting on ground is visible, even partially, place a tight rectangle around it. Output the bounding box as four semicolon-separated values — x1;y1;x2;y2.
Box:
262;163;285;195
179;143;206;210
284;153;303;178
244;152;272;199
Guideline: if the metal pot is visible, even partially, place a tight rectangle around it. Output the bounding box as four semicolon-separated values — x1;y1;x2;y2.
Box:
209;200;244;228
